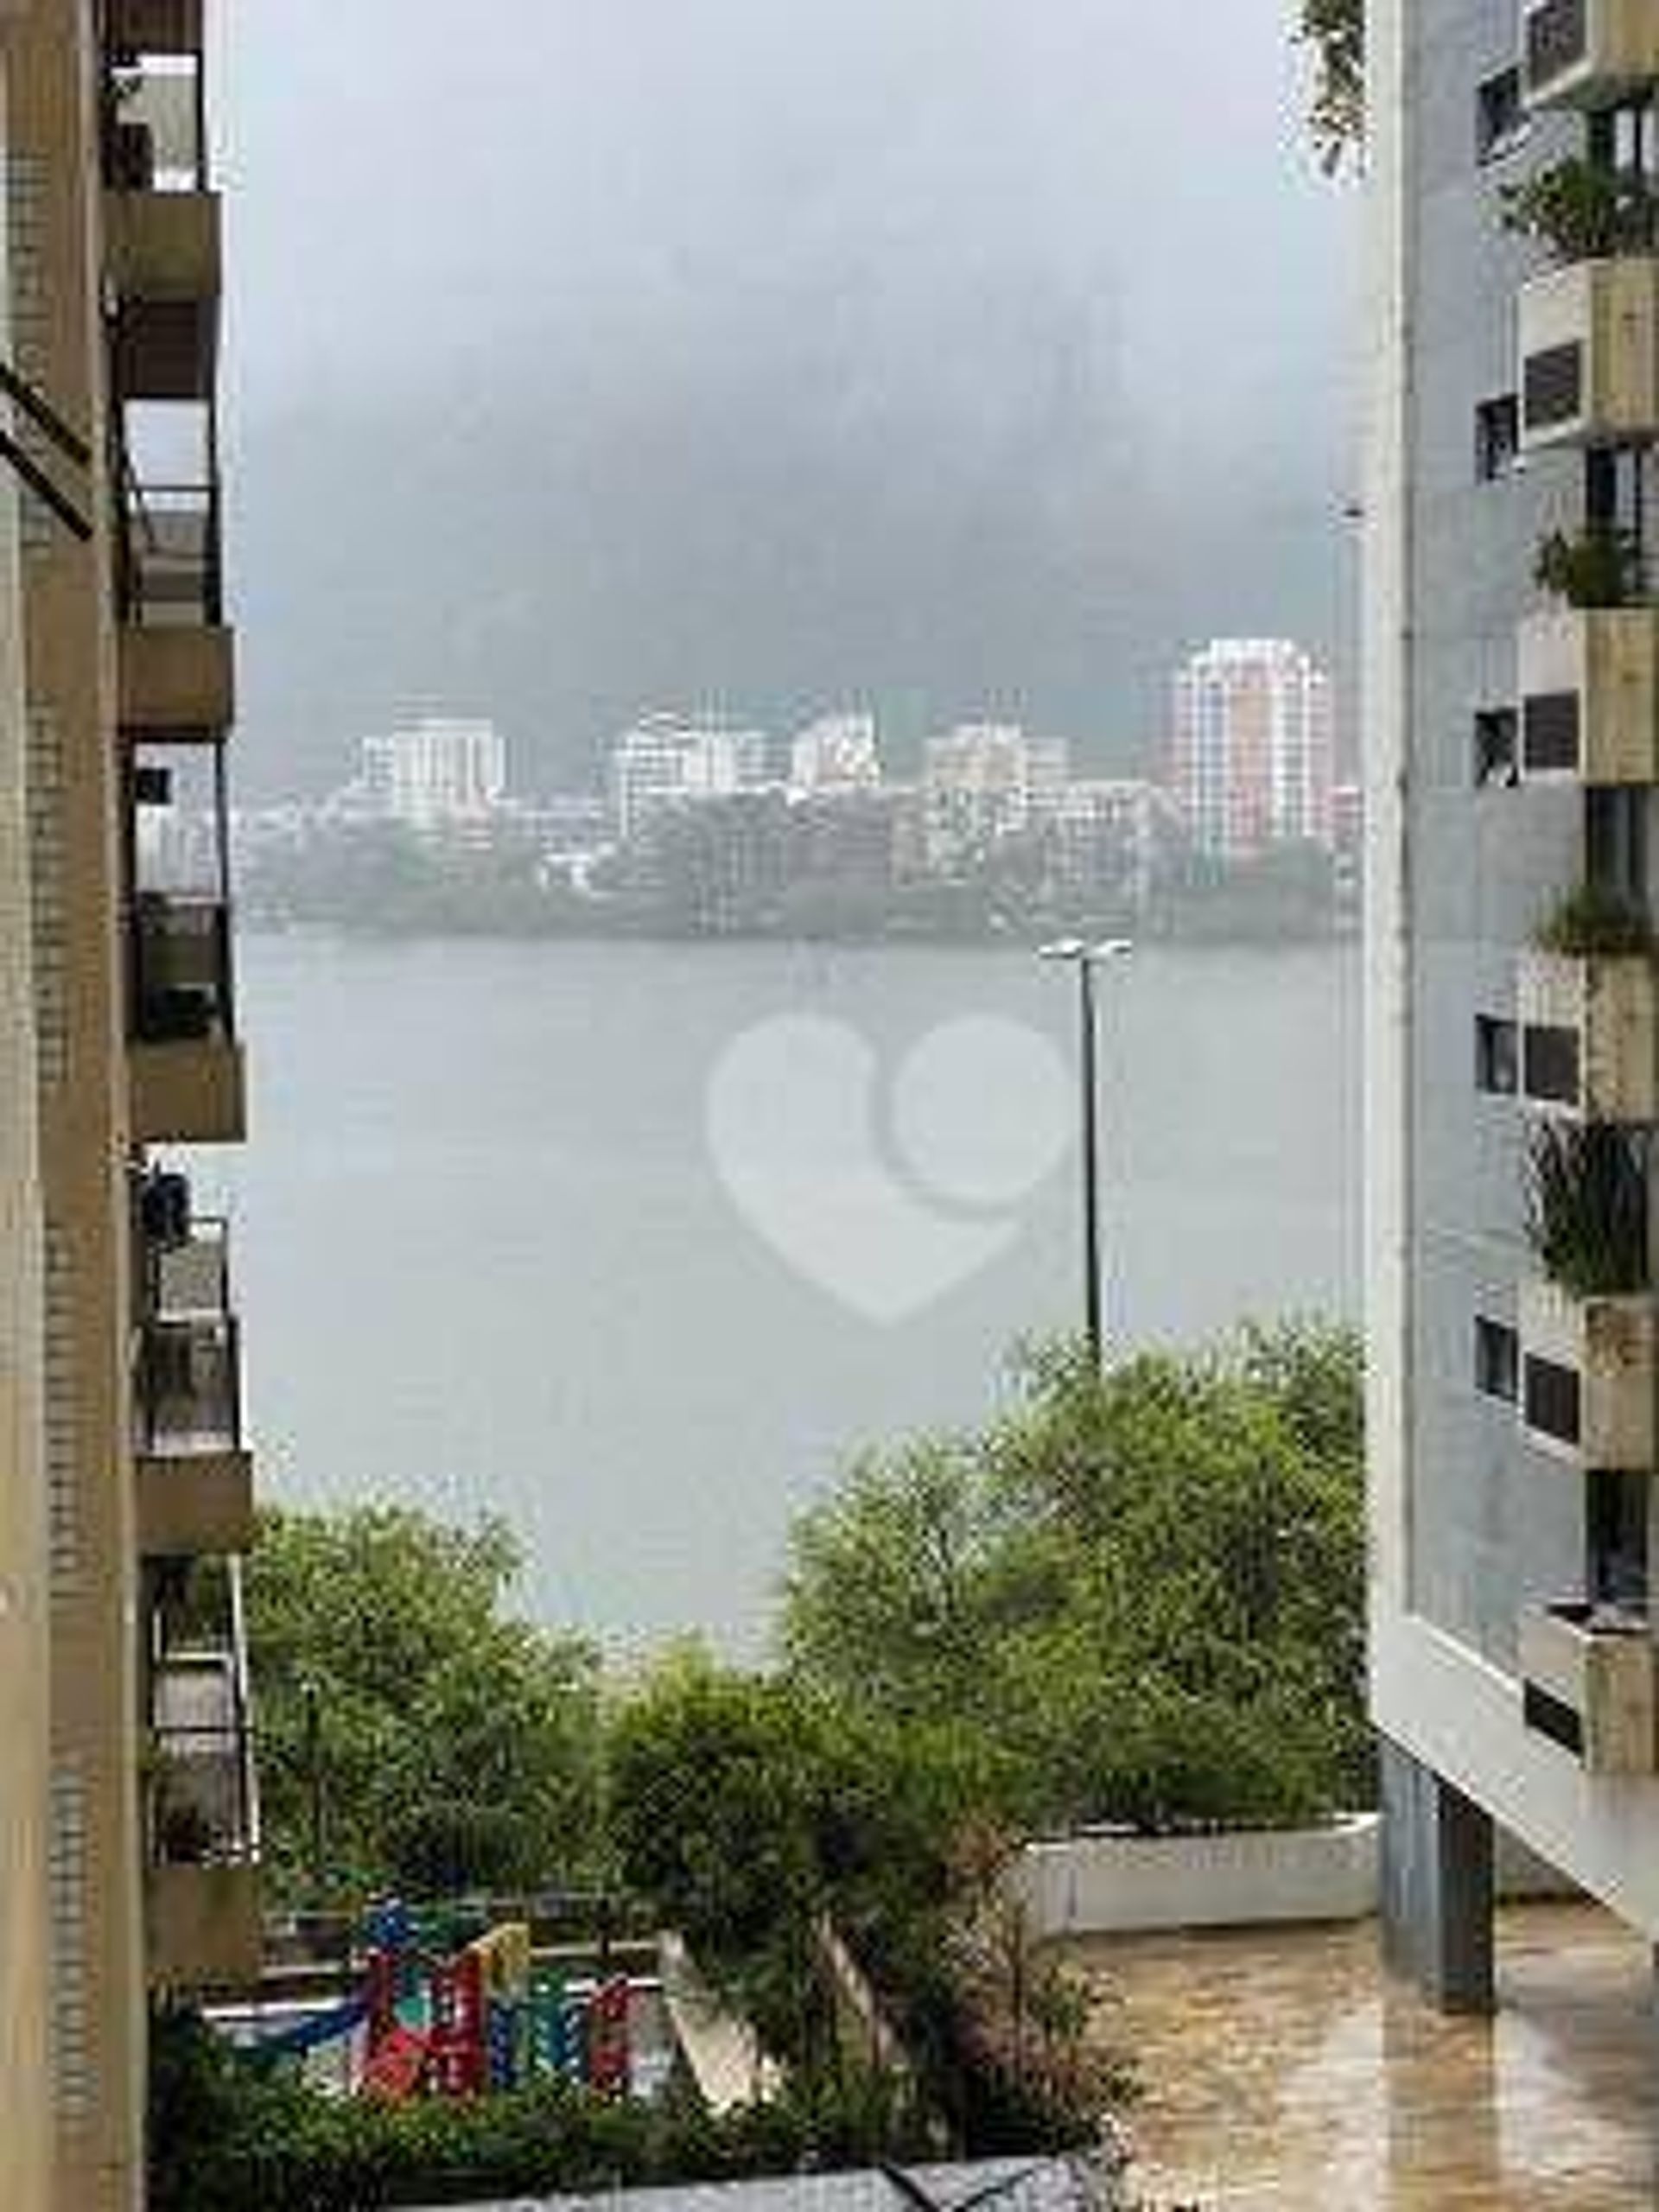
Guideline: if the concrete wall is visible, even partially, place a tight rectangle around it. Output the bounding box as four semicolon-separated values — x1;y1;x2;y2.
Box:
1012;1820;1577;1943
0;29;55;2206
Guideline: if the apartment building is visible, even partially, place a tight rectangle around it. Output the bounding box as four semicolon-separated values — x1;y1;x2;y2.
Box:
1369;0;1659;2006
1;4;259;2204
357;715;508;830
1171;638;1335;862
611;712;772;840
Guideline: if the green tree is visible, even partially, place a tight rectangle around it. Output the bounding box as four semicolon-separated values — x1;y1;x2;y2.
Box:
783;1326;1369;1837
1300;0;1364;172
247;1505;602;1904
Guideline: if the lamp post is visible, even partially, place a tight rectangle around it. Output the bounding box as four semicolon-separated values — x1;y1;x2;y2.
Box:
1039;938;1131;1364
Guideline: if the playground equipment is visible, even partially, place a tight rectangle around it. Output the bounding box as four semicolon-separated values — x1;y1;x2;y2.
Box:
249;1899;644;2106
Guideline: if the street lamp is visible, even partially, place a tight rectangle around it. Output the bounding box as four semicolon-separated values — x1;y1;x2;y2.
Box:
1039;937;1131;1364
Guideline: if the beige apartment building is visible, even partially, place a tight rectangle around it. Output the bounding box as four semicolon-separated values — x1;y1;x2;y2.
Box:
1;3;258;2205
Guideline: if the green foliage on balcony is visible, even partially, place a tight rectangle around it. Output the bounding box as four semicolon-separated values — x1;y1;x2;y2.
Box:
1298;0;1364;173
1534;524;1647;608
1502;158;1659;262
1535;881;1656;958
1526;1121;1651;1298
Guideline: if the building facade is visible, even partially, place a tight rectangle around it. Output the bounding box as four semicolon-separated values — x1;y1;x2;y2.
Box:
357;715;506;830
1171;637;1335;861
921;724;1068;870
611;713;772;842
1;5;259;2203
1369;0;1659;2005
787;712;881;795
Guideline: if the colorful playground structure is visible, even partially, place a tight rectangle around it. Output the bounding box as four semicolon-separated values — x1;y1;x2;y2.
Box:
246;1900;652;2103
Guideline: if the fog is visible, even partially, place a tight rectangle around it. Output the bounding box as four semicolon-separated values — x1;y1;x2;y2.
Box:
214;0;1357;798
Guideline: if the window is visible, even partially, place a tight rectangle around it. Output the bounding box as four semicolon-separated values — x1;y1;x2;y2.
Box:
1523;1024;1581;1107
1476;67;1529;164
1587;1469;1649;1608
1525;1356;1582;1447
1476;394;1520;482
1522;692;1580;774
1474;708;1518;788
1475;1015;1518;1095
1523;342;1584;435
1587;787;1649;905
1523;1680;1584;1757
1474;1318;1519;1403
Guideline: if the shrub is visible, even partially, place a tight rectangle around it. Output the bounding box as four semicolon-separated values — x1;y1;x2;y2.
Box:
1534;524;1647;609
1526;1121;1651;1298
1502;157;1659;263
148;2007;937;2212
1535;882;1655;959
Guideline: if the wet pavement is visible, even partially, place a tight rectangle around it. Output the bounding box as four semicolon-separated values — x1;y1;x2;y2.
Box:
1068;1904;1656;2209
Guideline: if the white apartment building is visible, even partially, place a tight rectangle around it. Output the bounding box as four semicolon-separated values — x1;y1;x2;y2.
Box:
358;716;507;830
611;714;771;841
1369;0;1659;2011
922;725;1070;869
1171;638;1335;861
788;714;882;794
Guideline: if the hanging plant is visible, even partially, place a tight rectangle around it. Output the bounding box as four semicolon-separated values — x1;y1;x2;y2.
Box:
1502;157;1659;263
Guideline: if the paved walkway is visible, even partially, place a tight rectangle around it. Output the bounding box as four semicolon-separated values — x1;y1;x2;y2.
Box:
1066;1903;1656;2209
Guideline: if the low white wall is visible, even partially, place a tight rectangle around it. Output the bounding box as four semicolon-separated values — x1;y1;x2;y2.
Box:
1013;1816;1578;1941
1013;1818;1381;1942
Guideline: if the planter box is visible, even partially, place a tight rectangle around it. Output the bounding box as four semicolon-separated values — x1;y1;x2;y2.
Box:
1518;609;1659;786
1518;1281;1657;1468
1524;0;1659;110
1519;948;1657;1121
1519;258;1659;451
1520;1601;1657;1773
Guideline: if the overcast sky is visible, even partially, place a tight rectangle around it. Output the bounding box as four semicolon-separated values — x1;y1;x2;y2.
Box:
213;1;1357;799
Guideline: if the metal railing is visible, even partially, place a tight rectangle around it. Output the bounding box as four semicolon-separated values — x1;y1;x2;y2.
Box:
135;1200;245;1458
103;43;208;195
149;1564;259;1867
131;891;235;1043
118;474;222;628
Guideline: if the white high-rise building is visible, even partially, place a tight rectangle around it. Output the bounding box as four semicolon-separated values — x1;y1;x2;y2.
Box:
788;715;881;795
1170;639;1334;861
359;717;507;830
921;724;1069;868
611;715;771;841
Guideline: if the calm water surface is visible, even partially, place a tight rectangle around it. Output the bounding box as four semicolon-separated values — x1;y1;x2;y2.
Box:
196;937;1360;1656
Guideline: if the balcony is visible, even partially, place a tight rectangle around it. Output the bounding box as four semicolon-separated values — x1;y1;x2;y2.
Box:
135;1208;252;1559
148;1646;260;1987
1518;1279;1657;1468
1519;1600;1656;1771
1524;0;1659;110
1519;259;1659;451
1517;608;1659;785
130;895;245;1143
1519;947;1657;1122
117;474;233;740
104;38;218;400
106;0;204;54
106;193;221;402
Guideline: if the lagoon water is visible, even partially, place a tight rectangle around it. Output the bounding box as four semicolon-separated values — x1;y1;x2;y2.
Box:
196;936;1361;1656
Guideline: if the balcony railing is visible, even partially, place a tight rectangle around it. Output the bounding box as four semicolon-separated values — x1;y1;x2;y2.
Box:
119;475;222;629
136;1220;241;1459
151;1659;257;1866
103;40;207;195
132;892;234;1045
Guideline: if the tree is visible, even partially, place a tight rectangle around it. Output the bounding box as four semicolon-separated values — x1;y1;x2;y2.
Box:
246;1505;602;1904
782;1325;1369;1837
